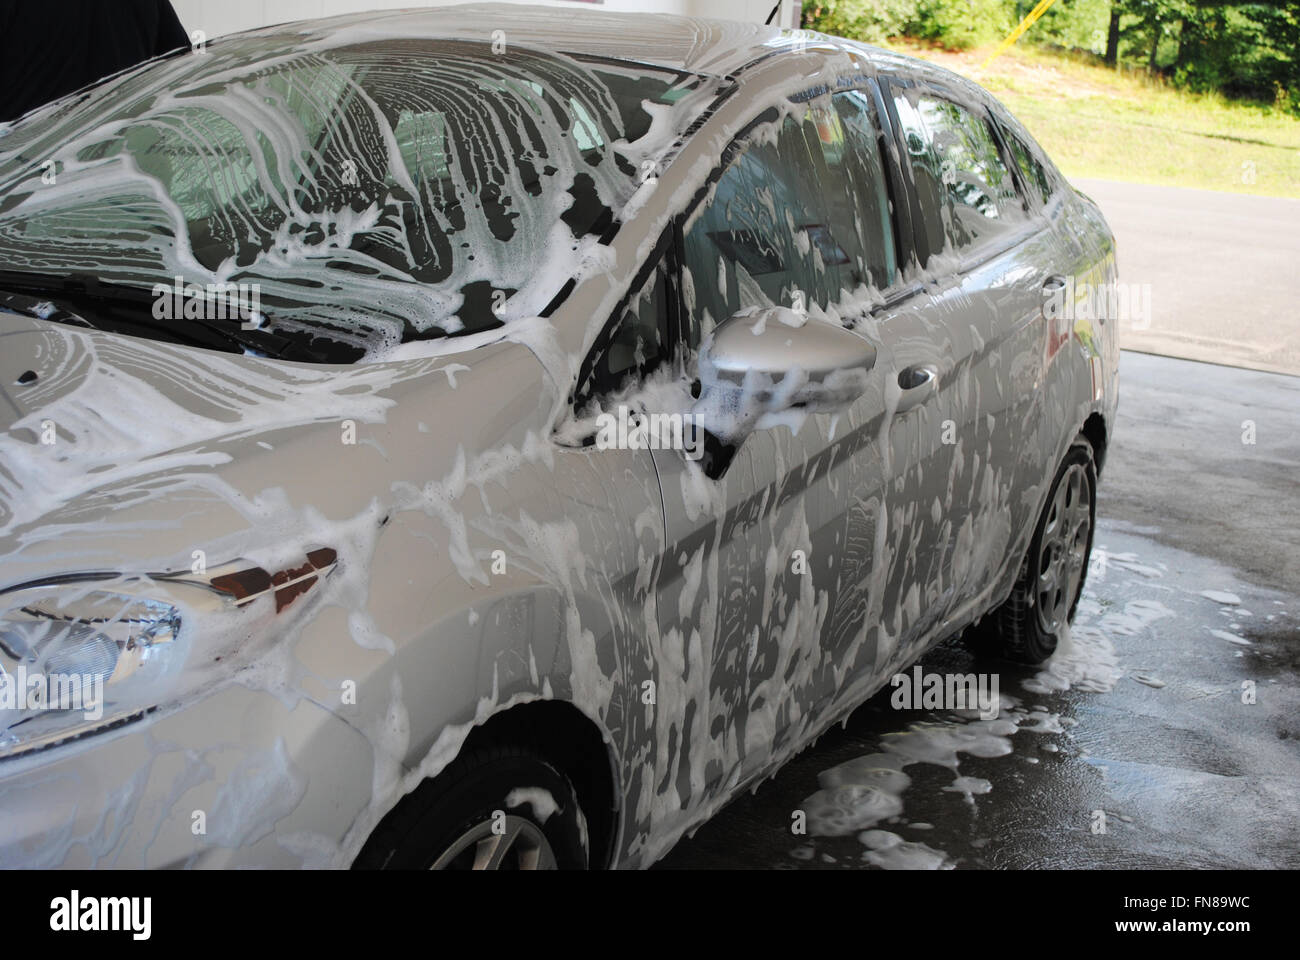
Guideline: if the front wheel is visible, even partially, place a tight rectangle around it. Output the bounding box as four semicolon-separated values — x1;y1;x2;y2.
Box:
354;743;589;870
968;438;1097;664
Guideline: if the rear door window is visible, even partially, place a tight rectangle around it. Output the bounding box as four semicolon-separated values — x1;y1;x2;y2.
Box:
892;90;1023;261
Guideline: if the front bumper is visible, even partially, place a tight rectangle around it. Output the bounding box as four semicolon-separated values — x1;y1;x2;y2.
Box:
0;683;372;868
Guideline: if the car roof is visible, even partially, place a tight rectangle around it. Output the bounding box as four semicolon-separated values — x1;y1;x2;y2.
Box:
231;2;855;79
227;3;994;110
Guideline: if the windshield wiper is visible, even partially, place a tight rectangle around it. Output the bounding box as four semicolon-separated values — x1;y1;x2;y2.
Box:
0;269;314;361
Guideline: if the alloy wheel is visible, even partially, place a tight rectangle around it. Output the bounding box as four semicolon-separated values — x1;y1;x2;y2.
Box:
1035;461;1092;636
429;814;558;870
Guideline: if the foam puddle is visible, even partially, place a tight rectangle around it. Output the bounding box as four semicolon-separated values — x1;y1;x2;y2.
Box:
1209;628;1252;646
797;607;1121;863
800;698;1065;863
1023;594;1177;695
789;535;1297;869
797;606;1123;867
858;829;952;869
1023;620;1117;695
792;544;1184;868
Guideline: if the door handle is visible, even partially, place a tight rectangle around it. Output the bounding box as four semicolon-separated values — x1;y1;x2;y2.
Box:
1042;274;1075;324
895;364;937;413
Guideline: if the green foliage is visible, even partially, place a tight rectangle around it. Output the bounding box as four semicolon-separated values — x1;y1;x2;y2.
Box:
906;0;1016;49
801;0;1013;49
800;0;919;44
1033;0;1112;54
803;0;1299;114
1164;5;1299;115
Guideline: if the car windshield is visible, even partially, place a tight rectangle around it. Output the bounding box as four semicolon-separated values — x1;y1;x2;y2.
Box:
0;34;718;362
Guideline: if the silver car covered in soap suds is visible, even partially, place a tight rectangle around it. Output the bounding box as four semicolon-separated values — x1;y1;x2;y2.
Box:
0;4;1117;868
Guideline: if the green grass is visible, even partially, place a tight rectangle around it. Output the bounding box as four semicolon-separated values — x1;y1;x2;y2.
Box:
885;41;1300;198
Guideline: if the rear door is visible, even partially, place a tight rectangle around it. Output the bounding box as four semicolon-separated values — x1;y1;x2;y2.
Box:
879;78;1053;626
994;109;1111;415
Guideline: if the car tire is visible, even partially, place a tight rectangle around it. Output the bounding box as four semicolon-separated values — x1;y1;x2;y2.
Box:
353;743;589;870
967;437;1097;665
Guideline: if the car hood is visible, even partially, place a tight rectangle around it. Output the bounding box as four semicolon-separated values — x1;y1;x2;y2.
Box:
0;310;551;589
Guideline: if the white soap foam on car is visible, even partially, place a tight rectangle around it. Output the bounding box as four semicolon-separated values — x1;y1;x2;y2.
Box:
505;787;559;824
0;11;1118;872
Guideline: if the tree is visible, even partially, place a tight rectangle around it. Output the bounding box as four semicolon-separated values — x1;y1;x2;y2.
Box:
1104;2;1123;65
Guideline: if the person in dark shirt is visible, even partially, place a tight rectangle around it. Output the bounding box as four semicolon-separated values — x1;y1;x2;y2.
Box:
0;0;189;123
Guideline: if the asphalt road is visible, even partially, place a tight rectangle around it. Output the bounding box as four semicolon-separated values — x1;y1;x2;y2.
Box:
658;351;1300;870
1073;178;1300;377
1104;352;1300;594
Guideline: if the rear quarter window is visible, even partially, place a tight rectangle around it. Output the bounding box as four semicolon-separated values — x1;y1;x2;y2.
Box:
1004;130;1054;206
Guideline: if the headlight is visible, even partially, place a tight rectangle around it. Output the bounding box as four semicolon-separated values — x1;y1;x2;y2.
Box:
0;549;337;759
0;587;183;755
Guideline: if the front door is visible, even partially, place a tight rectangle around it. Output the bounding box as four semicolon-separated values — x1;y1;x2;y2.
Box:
649;88;920;803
